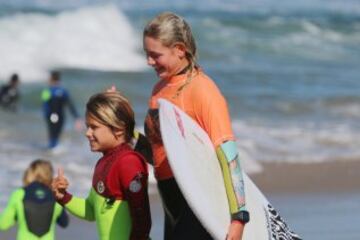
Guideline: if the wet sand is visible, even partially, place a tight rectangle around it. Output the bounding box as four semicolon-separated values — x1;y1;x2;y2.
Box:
251;159;360;193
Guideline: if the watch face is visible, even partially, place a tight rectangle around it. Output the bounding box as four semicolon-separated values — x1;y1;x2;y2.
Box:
240;211;250;222
232;210;250;223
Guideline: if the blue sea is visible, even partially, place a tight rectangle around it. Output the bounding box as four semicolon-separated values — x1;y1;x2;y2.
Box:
0;0;359;239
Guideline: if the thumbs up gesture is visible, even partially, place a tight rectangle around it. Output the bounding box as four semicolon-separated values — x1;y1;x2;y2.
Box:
52;167;69;200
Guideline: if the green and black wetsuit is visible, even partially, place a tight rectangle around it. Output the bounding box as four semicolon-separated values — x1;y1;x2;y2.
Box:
0;181;69;240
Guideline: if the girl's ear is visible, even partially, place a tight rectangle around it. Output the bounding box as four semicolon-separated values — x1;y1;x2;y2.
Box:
173;43;186;58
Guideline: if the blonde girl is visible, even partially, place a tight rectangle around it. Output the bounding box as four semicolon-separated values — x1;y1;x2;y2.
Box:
0;159;69;240
143;12;249;240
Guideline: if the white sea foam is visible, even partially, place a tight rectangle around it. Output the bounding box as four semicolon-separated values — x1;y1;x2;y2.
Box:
232;120;360;164
331;104;360;118
118;0;360;14
0;4;146;82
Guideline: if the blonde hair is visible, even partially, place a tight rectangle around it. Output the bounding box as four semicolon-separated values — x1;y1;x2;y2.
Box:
23;159;53;187
86;91;135;143
143;12;198;71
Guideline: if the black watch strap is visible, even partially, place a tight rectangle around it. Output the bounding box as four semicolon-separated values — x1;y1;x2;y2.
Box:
231;210;250;224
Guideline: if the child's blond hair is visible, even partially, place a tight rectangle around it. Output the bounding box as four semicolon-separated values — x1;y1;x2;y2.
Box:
23;159;54;187
86;91;135;143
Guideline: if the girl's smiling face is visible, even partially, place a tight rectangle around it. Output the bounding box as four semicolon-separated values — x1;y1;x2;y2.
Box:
143;36;188;81
85;114;124;154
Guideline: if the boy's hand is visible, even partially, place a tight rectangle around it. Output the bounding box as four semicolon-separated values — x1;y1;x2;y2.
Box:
52;167;69;200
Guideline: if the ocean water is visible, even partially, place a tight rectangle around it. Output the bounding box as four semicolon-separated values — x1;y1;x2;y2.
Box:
0;0;359;237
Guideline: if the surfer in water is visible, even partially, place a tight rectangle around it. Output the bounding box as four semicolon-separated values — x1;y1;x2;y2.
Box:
0;73;20;112
0;159;69;239
41;71;82;150
142;12;250;240
52;91;152;240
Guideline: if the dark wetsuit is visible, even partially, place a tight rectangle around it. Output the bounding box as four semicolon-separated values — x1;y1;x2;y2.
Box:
0;83;19;111
0;181;69;240
41;86;78;148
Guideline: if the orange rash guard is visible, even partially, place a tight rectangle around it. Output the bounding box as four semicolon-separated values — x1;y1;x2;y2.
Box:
145;69;235;180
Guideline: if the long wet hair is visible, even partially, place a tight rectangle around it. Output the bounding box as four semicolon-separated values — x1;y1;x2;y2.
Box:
86;91;135;143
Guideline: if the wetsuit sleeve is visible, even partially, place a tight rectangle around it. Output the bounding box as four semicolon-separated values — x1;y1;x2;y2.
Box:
192;79;247;215
56;208;69;228
57;191;95;221
216;141;246;213
0;189;22;230
64;90;79;118
117;154;151;240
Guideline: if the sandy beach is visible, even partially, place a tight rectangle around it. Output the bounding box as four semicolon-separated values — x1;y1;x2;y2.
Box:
252;159;360;193
1;159;359;240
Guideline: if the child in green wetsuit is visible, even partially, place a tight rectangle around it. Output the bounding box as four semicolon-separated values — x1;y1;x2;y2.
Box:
52;91;151;240
0;159;69;240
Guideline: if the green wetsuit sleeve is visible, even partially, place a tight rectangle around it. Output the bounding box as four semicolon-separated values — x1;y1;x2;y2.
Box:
0;189;22;230
65;192;95;221
216;141;246;214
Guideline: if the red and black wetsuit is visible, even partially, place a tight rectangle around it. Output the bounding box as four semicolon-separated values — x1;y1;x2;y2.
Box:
59;143;151;240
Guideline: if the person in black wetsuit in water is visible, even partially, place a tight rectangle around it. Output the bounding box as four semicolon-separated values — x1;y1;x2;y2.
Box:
0;73;20;112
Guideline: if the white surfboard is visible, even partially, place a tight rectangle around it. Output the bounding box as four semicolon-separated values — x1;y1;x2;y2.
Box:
158;99;301;240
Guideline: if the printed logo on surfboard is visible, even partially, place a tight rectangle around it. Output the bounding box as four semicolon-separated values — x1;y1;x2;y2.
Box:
264;204;302;240
174;108;185;138
173;107;204;145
